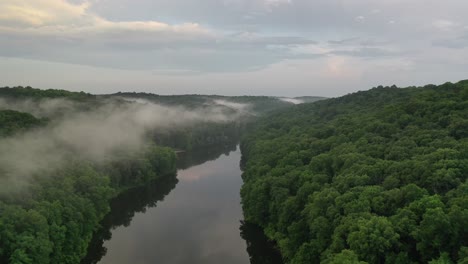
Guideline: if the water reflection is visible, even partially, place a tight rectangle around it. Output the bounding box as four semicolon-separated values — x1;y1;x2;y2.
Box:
240;221;284;264
176;141;238;170
83;143;282;264
81;176;178;264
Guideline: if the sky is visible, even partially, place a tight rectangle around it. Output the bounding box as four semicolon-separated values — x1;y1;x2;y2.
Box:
0;0;468;97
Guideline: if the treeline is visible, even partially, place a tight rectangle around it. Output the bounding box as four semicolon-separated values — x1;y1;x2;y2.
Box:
81;176;178;264
152;121;242;150
0;86;93;100
112;92;293;114
240;80;468;263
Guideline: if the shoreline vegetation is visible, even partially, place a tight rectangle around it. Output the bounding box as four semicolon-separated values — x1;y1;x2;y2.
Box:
80;173;179;264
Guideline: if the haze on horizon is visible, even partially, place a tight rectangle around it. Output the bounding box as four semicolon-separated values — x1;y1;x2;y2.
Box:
1;0;467;97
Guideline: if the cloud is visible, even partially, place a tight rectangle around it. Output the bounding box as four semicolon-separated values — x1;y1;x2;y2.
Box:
223;0;292;12
0;0;89;27
283;38;400;59
1;0;468;95
0;0;213;38
0;0;316;72
433;34;468;49
278;97;303;104
432;19;460;32
263;0;292;11
354;16;365;23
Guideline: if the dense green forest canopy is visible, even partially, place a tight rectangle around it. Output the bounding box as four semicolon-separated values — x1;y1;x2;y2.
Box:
0;110;45;136
241;80;468;264
0;145;177;264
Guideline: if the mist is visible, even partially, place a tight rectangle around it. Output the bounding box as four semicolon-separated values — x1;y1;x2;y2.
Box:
278;98;304;105
0;97;250;193
0;97;82;118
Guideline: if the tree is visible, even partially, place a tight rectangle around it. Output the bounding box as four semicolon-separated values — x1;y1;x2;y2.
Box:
348;216;399;263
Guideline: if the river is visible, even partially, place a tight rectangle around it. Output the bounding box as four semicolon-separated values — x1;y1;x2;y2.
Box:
83;144;282;264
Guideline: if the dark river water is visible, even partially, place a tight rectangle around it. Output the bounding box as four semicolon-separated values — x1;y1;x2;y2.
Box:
83;144;282;264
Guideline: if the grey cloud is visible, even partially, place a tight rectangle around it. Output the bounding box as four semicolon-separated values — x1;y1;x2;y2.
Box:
328;37;361;45
0;28;316;72
324;37;400;58
1;0;468;96
90;0;352;33
332;47;399;58
89;0;447;36
433;34;468;49
328;37;392;47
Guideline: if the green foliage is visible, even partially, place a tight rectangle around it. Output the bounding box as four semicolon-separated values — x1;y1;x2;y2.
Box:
241;80;468;263
0;86;93;100
326;250;368;264
0;146;176;263
0;110;45;137
152;121;242;150
348;216;399;263
429;253;454;264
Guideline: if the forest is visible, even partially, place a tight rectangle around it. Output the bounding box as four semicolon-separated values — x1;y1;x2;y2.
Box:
240;80;468;263
0;86;292;263
0;144;176;264
1;81;467;264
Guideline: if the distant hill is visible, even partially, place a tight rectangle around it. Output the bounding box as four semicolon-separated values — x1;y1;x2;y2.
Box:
108;92;294;114
0;87;327;115
294;96;328;103
0;86;93;100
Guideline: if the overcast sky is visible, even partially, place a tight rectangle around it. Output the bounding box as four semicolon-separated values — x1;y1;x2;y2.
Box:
1;0;467;96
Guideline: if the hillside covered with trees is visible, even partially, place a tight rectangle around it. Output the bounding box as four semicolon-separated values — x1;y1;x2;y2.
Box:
241;81;468;263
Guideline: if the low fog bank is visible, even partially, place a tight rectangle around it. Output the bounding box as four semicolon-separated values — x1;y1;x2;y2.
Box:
0;97;251;193
0;97;83;118
278;98;304;105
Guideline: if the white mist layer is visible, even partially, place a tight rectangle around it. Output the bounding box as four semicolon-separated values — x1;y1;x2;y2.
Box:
278;97;304;104
0;98;81;118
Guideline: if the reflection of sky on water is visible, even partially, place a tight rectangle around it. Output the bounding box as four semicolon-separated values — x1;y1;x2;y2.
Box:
176;162;218;182
99;147;249;264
